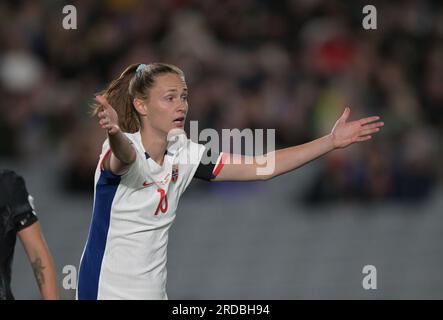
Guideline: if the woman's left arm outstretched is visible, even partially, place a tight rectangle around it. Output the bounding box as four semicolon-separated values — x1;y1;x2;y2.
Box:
213;107;384;182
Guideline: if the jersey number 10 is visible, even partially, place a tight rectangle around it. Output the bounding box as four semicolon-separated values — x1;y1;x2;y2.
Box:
154;188;168;215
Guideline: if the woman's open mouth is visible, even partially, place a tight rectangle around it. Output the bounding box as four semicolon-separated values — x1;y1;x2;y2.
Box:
173;117;185;127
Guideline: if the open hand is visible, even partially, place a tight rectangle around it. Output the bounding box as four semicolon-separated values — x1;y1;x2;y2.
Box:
96;95;120;135
331;107;384;149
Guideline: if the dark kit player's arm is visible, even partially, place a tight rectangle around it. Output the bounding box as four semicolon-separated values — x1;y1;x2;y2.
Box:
96;95;136;175
6;170;59;299
18;223;59;300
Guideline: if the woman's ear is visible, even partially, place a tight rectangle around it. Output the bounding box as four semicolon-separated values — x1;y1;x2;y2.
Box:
133;98;148;116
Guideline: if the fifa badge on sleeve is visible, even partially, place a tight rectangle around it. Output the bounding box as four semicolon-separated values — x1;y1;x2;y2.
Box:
172;165;179;183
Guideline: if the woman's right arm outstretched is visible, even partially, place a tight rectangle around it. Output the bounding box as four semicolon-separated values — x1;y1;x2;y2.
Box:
96;95;136;175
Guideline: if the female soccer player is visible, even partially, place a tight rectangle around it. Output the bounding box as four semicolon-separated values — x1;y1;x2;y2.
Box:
0;170;59;300
77;63;384;300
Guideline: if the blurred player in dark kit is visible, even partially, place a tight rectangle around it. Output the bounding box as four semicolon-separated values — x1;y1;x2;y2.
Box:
0;170;58;300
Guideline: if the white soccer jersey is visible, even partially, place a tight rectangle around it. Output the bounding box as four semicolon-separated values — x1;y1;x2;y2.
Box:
77;131;206;300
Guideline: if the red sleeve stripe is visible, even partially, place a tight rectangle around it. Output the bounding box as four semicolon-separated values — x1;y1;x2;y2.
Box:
100;148;112;171
212;152;226;178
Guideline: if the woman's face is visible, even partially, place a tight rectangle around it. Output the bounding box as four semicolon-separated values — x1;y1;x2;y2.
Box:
144;73;188;136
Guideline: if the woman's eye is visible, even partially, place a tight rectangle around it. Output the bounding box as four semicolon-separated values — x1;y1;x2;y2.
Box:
181;95;188;101
166;96;174;101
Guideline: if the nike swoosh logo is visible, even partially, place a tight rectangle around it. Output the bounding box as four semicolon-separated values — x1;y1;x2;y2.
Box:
142;173;171;187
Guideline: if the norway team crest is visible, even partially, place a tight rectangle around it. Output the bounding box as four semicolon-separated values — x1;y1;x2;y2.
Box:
172;165;179;183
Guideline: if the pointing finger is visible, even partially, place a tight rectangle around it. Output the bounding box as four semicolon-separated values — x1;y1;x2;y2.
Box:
96;95;112;110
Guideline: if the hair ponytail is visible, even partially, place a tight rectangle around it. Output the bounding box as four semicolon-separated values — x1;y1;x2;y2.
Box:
91;62;185;133
91;63;140;133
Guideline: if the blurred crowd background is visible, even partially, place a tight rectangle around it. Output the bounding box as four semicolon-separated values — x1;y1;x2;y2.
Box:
1;0;442;201
1;0;443;299
1;0;443;202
